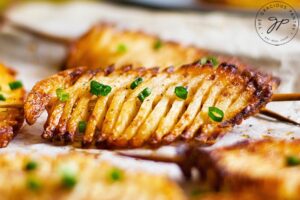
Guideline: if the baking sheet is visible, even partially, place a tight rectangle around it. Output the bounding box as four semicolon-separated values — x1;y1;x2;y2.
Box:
0;1;300;179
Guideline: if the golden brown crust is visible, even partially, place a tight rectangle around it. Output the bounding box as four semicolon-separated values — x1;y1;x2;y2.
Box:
25;61;275;148
0;152;185;200
0;63;25;147
197;139;300;200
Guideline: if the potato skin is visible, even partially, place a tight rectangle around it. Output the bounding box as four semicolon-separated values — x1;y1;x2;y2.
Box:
0;63;25;147
0;152;186;200
25;60;276;148
197;139;300;200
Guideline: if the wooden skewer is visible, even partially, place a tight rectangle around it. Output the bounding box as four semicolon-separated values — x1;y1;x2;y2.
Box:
260;108;300;126
3;17;72;45
272;93;300;101
0;94;299;125
117;152;182;164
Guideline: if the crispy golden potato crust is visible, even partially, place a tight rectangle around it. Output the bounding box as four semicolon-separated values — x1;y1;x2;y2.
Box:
0;63;25;147
25;61;275;148
197;139;300;200
0;153;185;200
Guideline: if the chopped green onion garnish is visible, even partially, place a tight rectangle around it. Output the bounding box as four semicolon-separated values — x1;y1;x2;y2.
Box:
153;40;162;50
138;88;151;102
200;57;207;65
174;86;188;100
78;121;87;133
0;94;5;101
56;88;69;102
208;107;224;122
59;162;78;189
59;163;78;189
286;156;300;166
200;56;219;68
27;177;42;191
90;80;112;96
25;161;38;171
109;168;123;182
61;173;77;189
116;43;127;53
9;81;23;90
130;77;143;90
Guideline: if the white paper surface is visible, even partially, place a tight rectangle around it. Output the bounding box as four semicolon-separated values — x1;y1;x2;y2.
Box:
0;1;300;179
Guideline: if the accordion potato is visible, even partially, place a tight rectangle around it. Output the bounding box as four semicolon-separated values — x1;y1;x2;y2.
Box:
25;61;274;148
0;63;24;147
0;153;185;200
66;24;249;71
198;139;300;200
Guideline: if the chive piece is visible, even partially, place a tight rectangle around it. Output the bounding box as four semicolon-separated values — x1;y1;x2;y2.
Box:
27;177;42;191
200;57;208;65
59;163;78;189
25;161;38;171
78;121;87;133
61;173;77;189
130;77;143;90
208;107;224;122
137;88;151;102
109;168;123;182
116;43;127;53
9;81;23;90
286;156;300;166
0;94;5;101
200;56;219;68
56;88;69;102
209;56;219;67
153;40;162;50
90;80;112;96
175;86;188;100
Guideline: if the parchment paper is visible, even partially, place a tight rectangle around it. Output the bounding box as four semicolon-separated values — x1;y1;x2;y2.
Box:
0;1;299;179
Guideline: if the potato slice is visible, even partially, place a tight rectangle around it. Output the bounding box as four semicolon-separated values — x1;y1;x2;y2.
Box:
65;24;249;70
25;62;275;148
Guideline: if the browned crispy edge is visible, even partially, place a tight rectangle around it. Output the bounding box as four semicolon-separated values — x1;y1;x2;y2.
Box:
25;67;87;125
196;139;300;199
0;64;25;147
25;60;276;147
194;61;276;144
